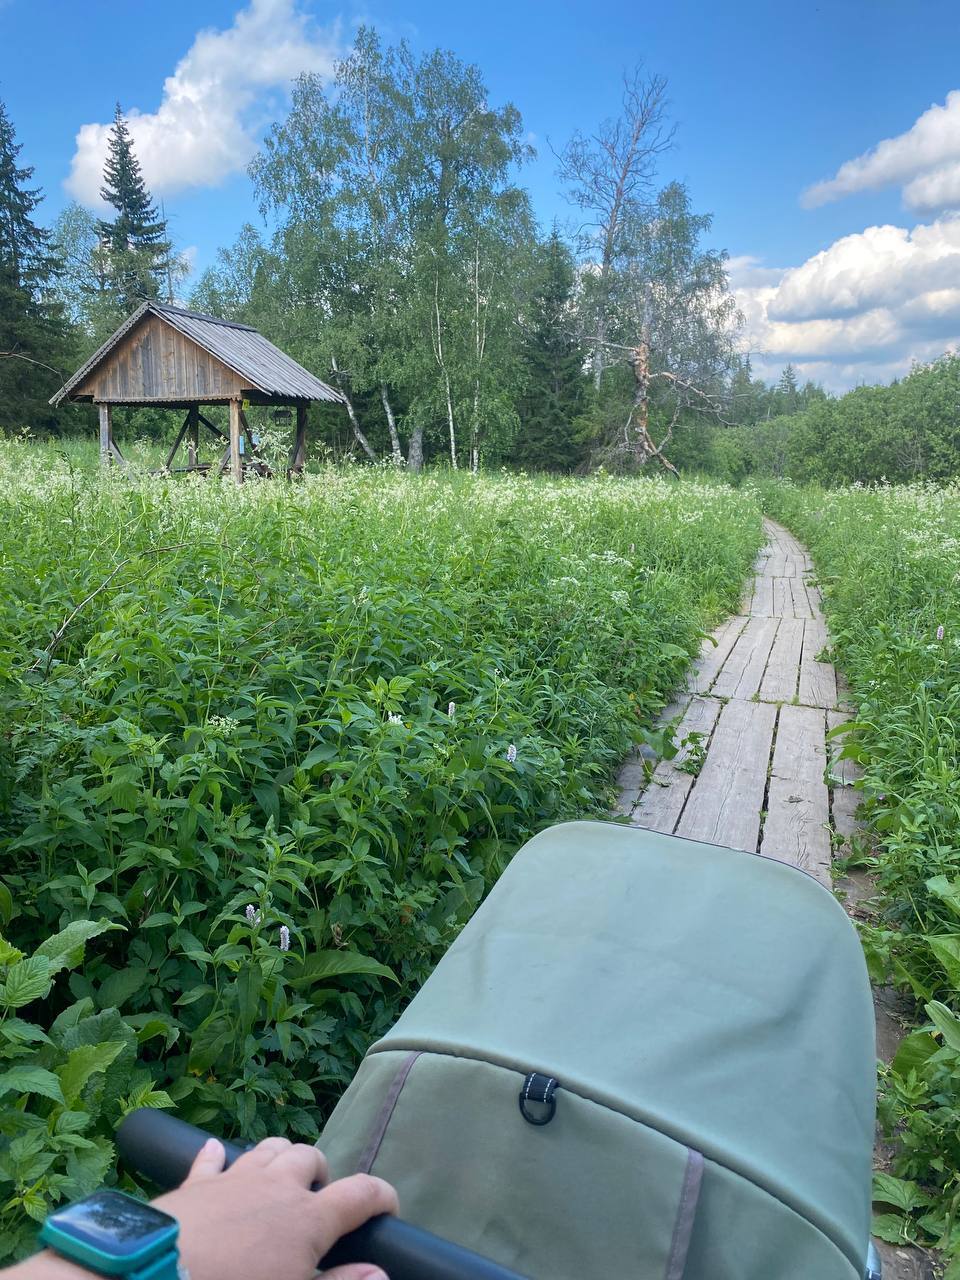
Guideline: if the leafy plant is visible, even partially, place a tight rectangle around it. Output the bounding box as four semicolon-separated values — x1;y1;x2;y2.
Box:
0;919;166;1259
0;449;764;1249
764;479;960;1265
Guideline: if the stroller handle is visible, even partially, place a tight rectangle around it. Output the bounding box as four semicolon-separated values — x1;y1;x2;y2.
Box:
116;1108;529;1280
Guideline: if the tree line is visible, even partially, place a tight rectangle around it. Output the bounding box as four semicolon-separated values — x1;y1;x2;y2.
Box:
0;29;750;470
4;27;960;479
698;353;960;485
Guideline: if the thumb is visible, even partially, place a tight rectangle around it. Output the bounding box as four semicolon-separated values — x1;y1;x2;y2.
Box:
320;1269;388;1280
182;1137;226;1184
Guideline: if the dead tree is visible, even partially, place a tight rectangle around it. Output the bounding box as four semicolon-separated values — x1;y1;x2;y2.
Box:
587;335;731;478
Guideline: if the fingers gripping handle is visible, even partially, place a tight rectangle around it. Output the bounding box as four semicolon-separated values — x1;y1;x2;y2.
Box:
116;1109;529;1280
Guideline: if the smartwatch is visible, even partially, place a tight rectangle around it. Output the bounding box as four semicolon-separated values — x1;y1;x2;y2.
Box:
39;1190;182;1280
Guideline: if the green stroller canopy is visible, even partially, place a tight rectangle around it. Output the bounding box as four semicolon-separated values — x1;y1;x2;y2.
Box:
321;821;875;1279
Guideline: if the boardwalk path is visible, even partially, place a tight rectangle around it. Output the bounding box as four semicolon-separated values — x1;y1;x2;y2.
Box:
616;518;936;1280
616;518;859;884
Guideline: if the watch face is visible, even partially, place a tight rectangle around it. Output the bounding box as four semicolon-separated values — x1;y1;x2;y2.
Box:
49;1191;177;1257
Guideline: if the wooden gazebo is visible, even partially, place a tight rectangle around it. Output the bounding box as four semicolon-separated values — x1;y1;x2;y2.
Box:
51;301;344;482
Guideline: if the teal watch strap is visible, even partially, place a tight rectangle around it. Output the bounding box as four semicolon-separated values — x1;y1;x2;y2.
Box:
130;1252;182;1280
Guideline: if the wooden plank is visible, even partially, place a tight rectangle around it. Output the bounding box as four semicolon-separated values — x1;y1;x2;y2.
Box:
163;412;192;471
289;403;308;474
711;617;779;699
691;615;749;694
783;555;807;578
772;577;793;618
760;704;831;885
614;693;693;816
98;403;111;465
832;786;862;844
826;709;863;789
789;575;813;619
758;617;804;703
751;574;774;617
198;412;228;440
79;313;245;402
676;699;777;852
799;616;838;708
188;405;199;468
633;697;722;834
229;400;243;484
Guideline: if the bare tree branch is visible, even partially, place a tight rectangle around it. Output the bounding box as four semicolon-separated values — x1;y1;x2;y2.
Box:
0;349;64;380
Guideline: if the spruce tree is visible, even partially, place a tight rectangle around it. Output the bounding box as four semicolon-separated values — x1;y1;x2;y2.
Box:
98;104;170;311
0;97;74;431
514;230;587;471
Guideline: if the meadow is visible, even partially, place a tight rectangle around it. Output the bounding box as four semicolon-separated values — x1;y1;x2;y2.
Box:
0;441;762;1255
765;481;960;1257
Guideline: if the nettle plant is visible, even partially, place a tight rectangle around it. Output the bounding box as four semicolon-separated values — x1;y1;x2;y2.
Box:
764;480;960;1265
0;919;169;1259
0;453;764;1249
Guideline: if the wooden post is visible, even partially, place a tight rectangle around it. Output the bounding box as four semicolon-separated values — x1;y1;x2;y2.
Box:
98;404;112;467
163;411;192;472
289;404;308;476
188;405;199;469
229;400;243;485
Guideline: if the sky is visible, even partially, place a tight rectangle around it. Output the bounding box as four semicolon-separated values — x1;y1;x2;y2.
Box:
4;0;960;390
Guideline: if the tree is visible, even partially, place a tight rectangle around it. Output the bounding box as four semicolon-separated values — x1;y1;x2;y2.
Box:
579;181;741;472
557;67;673;387
774;364;799;416
245;29;533;470
514;229;587;470
98;105;172;312
0;98;74;431
50;202;122;349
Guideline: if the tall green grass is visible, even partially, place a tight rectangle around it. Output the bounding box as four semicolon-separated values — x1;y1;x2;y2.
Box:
764;480;960;1263
0;442;762;1253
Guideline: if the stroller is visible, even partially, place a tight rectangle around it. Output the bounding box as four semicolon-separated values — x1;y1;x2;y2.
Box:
122;820;882;1279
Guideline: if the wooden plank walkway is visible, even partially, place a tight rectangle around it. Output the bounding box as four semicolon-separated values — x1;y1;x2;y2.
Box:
616;518;858;888
618;525;932;1280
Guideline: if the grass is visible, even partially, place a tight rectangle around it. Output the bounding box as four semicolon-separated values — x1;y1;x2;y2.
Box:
763;479;960;1265
0;439;762;1254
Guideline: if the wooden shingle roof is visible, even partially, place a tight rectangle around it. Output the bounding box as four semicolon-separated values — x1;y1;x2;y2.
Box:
51;302;344;406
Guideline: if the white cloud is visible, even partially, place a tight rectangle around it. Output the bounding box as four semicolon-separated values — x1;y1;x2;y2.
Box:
66;0;341;204
803;90;960;213
731;217;960;390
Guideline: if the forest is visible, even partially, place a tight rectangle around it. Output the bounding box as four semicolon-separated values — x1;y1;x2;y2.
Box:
4;25;959;481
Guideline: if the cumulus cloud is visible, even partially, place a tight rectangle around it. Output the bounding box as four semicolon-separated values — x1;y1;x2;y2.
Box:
803;90;960;212
730;217;960;389
66;0;341;204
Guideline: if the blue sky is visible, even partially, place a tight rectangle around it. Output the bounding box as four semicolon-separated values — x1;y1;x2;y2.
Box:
5;0;960;388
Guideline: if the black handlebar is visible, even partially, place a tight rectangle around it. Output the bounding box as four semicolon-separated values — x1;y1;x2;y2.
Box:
116;1108;529;1280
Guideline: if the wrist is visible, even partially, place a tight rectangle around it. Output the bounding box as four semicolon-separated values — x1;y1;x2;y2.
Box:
11;1250;99;1280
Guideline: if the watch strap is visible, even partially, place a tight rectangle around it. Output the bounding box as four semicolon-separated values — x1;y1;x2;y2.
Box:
130;1251;183;1280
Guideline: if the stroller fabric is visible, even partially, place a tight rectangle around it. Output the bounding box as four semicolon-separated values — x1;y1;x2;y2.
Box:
319;821;875;1279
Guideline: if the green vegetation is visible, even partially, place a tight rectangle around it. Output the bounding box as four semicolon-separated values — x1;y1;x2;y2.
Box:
2;34;759;474
708;356;960;486
0;445;761;1254
764;481;960;1261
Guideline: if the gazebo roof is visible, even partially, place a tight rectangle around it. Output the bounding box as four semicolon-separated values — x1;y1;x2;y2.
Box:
51;301;344;407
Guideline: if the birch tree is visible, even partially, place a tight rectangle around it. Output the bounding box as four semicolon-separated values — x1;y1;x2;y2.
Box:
557;67;673;387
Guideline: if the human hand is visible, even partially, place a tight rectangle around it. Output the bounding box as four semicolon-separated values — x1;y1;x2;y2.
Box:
153;1135;398;1280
